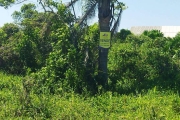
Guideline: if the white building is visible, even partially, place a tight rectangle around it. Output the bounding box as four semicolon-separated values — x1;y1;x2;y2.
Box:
131;26;180;38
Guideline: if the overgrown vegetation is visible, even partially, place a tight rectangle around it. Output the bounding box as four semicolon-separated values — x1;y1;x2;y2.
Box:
1;72;180;119
108;30;180;94
1;1;180;119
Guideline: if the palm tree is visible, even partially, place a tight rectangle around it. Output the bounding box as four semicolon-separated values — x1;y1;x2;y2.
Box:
98;0;124;87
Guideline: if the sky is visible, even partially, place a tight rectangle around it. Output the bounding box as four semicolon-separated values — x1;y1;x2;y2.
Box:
0;0;180;29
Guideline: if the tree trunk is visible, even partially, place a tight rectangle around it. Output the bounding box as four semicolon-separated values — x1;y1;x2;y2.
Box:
98;0;111;87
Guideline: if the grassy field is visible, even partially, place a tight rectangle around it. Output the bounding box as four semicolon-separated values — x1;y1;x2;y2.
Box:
1;72;180;119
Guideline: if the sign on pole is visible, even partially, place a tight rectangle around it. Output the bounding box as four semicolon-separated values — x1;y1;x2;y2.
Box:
99;32;111;48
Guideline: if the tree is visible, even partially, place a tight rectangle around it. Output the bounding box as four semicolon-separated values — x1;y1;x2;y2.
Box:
0;28;7;45
0;0;28;8
1;23;19;41
142;30;164;39
114;29;132;41
1;0;125;92
0;0;14;8
98;0;125;87
29;0;125;93
43;0;125;88
98;0;111;87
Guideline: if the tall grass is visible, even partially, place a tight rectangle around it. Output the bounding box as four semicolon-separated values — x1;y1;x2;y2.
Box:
0;72;23;119
1;71;180;119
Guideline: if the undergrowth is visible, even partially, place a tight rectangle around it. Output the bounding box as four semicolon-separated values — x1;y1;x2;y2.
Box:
1;72;180;119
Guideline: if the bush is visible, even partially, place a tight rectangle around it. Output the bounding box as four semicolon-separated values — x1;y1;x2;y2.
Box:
108;34;180;93
28;24;99;94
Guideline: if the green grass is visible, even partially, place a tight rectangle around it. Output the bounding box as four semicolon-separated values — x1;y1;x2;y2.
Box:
1;72;180;119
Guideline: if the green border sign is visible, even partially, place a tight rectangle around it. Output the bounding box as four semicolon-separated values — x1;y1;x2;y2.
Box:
99;32;111;48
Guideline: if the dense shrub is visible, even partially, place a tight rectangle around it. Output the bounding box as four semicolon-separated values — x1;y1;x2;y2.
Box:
29;24;99;94
108;33;180;94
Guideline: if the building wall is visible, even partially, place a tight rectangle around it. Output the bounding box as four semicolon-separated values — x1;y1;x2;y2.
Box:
161;26;180;38
131;26;180;38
